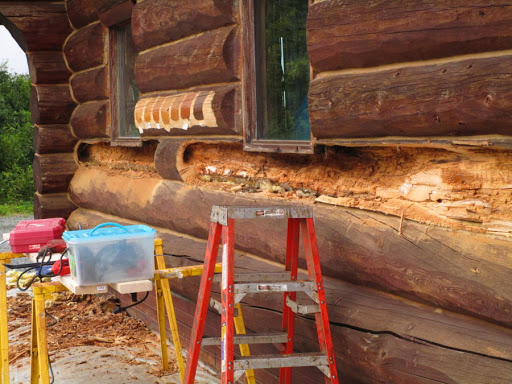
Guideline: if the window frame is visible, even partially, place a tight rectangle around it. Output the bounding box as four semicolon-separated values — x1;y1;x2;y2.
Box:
241;0;314;154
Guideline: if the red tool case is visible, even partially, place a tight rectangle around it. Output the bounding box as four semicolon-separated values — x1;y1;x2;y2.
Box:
9;218;66;253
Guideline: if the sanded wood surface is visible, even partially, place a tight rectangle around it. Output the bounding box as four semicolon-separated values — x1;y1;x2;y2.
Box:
64;22;106;72
309;54;512;138
30;85;76;125
34;192;76;220
66;0;98;29
71;66;109;102
33;153;77;194
27;52;71;84
132;0;234;51
70;100;110;139
135;25;239;93
307;0;512;72
33;124;77;154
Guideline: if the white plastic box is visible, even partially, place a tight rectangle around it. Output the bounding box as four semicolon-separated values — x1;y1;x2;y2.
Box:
62;223;156;286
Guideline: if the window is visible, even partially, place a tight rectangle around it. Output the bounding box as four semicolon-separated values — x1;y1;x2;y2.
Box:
109;22;140;146
242;0;312;153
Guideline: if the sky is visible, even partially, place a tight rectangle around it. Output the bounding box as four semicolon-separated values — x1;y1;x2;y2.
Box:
0;25;29;74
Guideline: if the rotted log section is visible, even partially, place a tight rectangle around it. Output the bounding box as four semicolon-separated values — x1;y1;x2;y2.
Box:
30;85;76;125
71;66;109;103
68;167;512;328
132;0;234;51
134;84;240;136
66;0;98;29
70;101;110;139
309;54;512;138
67;208;512;383
33;125;77;154
34;192;77;220
135;25;239;93
64;22;106;72
27;52;71;84
33;153;77;194
307;0;512;72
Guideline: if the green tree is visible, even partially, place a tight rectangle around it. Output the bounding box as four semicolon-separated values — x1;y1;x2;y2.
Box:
0;60;34;203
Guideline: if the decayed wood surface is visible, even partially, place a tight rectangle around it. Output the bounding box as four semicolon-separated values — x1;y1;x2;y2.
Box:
132;0;234;51
33;125;77;154
34;192;77;220
309;54;512;138
64;22;106;72
307;0;512;72
135;84;240;136
66;0;98;29
33;153;77;194
30;85;76;125
135;25;239;93
0;2;71;51
68;168;512;328
70;100;110;139
70;66;109;102
68;208;512;383
27;52;71;84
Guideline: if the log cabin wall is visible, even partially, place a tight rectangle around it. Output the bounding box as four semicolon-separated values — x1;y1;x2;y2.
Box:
3;0;511;382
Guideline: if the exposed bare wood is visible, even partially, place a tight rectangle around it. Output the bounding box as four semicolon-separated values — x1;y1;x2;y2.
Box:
307;0;512;72
131;0;234;51
309;54;512;138
64;22;106;72
33;125;77;154
134;25;239;93
33;153;77;194
30;85;76;125
66;0;98;29
70;100;110;139
27;52;71;84
34;192;77;220
70;66;109;102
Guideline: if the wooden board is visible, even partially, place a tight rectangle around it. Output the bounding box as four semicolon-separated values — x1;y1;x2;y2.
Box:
34;124;77;154
27;52;71;84
64;22;106;72
70;100;110;139
70;66;109;103
33;153;77;194
30;85;76;125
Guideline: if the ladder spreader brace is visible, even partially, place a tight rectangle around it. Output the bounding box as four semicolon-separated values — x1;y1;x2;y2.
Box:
184;206;340;384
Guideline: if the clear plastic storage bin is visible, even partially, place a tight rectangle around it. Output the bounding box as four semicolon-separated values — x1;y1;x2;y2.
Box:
62;223;156;286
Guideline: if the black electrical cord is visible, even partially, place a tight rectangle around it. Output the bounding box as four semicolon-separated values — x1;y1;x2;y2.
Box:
16;248;68;291
113;291;150;314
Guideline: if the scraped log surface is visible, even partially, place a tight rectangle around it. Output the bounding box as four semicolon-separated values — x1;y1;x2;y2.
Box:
33;153;77;194
30;85;76;125
135;26;239;93
27;52;71;84
64;22;106;72
71;66;109;102
132;0;234;51
34;193;77;220
307;0;512;72
70;100;110;139
34;125;77;154
309;54;512;138
66;0;98;29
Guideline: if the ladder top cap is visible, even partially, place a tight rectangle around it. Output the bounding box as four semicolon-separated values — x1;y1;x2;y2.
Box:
210;206;313;225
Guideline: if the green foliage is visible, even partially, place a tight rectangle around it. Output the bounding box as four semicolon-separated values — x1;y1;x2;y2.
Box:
0;200;33;216
0;63;34;207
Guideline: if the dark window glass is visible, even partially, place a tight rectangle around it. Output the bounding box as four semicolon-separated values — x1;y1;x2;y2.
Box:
255;0;310;141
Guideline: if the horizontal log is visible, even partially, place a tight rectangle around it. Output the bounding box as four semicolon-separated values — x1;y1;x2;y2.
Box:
68;169;512;327
97;0;133;27
132;0;234;51
70;100;110;139
33;153;77;194
307;0;512;72
27;52;71;84
64;22;106;72
30;85;76;125
309;54;512;138
33;124;77;154
94;0;128;15
33;192;77;220
135;84;240;136
135;25;239;93
0;3;71;51
70;66;109;102
66;0;98;29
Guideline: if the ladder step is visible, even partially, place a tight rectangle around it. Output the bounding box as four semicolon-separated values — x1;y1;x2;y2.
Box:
234;352;329;371
234;280;316;294
213;272;293;283
202;332;288;346
286;296;320;315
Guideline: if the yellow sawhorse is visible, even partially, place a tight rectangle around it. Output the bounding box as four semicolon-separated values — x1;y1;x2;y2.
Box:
0;252;24;384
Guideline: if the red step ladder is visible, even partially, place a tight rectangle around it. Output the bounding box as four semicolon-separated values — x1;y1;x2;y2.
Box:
184;206;340;384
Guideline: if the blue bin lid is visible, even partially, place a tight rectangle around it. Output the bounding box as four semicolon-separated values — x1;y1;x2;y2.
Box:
63;222;156;244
